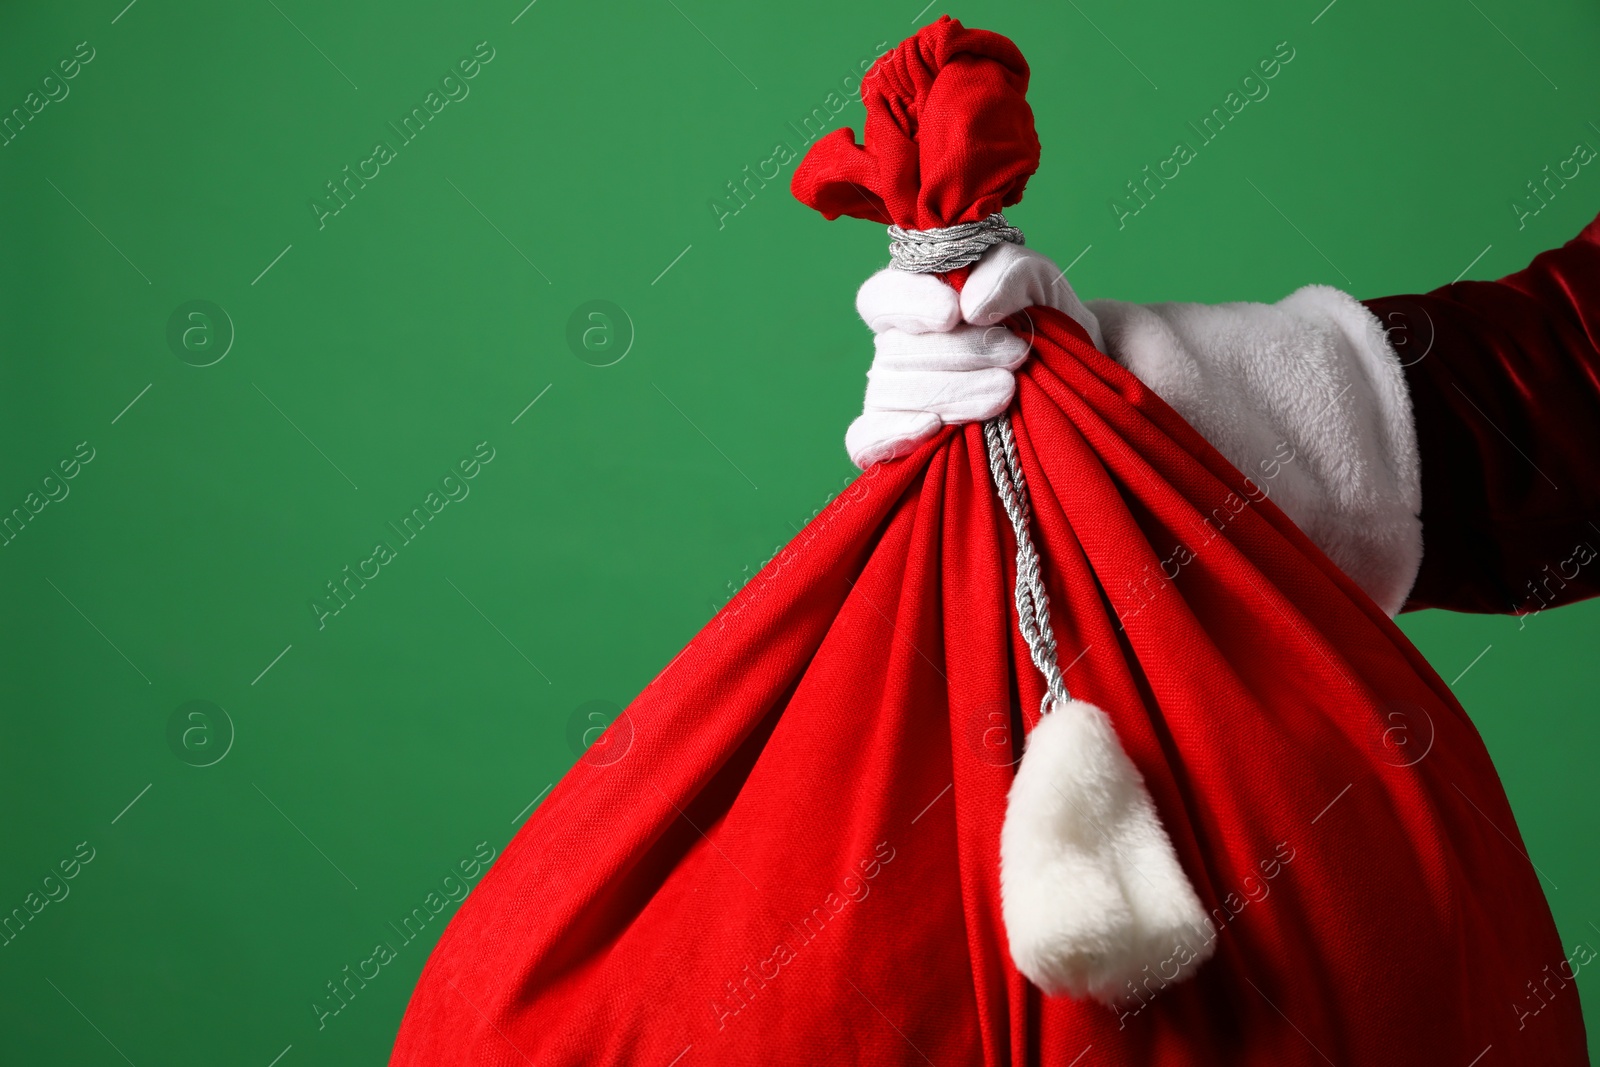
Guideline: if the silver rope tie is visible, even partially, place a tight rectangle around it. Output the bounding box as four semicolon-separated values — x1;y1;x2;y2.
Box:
983;417;1071;718
887;212;1025;274
886;214;1071;718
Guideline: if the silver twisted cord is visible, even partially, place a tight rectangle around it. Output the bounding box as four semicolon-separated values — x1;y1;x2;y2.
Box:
982;416;1071;717
887;212;1024;274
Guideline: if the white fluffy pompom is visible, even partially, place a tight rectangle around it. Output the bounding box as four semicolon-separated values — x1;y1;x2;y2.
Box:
999;697;1215;1003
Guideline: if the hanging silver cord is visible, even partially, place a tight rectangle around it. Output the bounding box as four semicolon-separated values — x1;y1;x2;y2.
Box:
982;415;1071;717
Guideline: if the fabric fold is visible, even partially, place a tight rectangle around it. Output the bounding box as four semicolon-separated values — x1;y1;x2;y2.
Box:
390;18;1585;1067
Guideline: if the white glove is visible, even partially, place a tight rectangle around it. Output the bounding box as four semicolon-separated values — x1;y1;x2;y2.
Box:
846;242;1105;469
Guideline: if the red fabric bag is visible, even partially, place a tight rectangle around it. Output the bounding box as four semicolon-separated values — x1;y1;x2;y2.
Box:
391;18;1587;1065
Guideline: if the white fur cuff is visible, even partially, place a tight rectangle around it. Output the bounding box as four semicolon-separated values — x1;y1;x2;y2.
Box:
1087;286;1423;615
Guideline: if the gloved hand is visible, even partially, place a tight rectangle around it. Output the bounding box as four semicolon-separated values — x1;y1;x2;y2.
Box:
846;242;1105;468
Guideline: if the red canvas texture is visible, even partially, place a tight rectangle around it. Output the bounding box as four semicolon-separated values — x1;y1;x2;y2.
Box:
390;18;1588;1065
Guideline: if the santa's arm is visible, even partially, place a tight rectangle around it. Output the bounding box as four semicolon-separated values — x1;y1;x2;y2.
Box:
1365;211;1600;615
844;218;1600;620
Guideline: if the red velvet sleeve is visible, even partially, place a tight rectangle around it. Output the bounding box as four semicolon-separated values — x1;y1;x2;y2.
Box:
1363;210;1600;615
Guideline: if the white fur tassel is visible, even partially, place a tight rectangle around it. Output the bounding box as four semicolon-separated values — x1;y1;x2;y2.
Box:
1000;697;1215;1003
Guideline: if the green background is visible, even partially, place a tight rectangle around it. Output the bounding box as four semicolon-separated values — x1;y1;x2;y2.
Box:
2;0;1597;1062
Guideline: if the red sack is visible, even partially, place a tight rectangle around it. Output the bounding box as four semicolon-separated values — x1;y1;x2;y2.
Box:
391;18;1587;1065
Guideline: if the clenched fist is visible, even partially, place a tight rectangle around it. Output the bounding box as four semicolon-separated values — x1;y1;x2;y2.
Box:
845;242;1104;468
